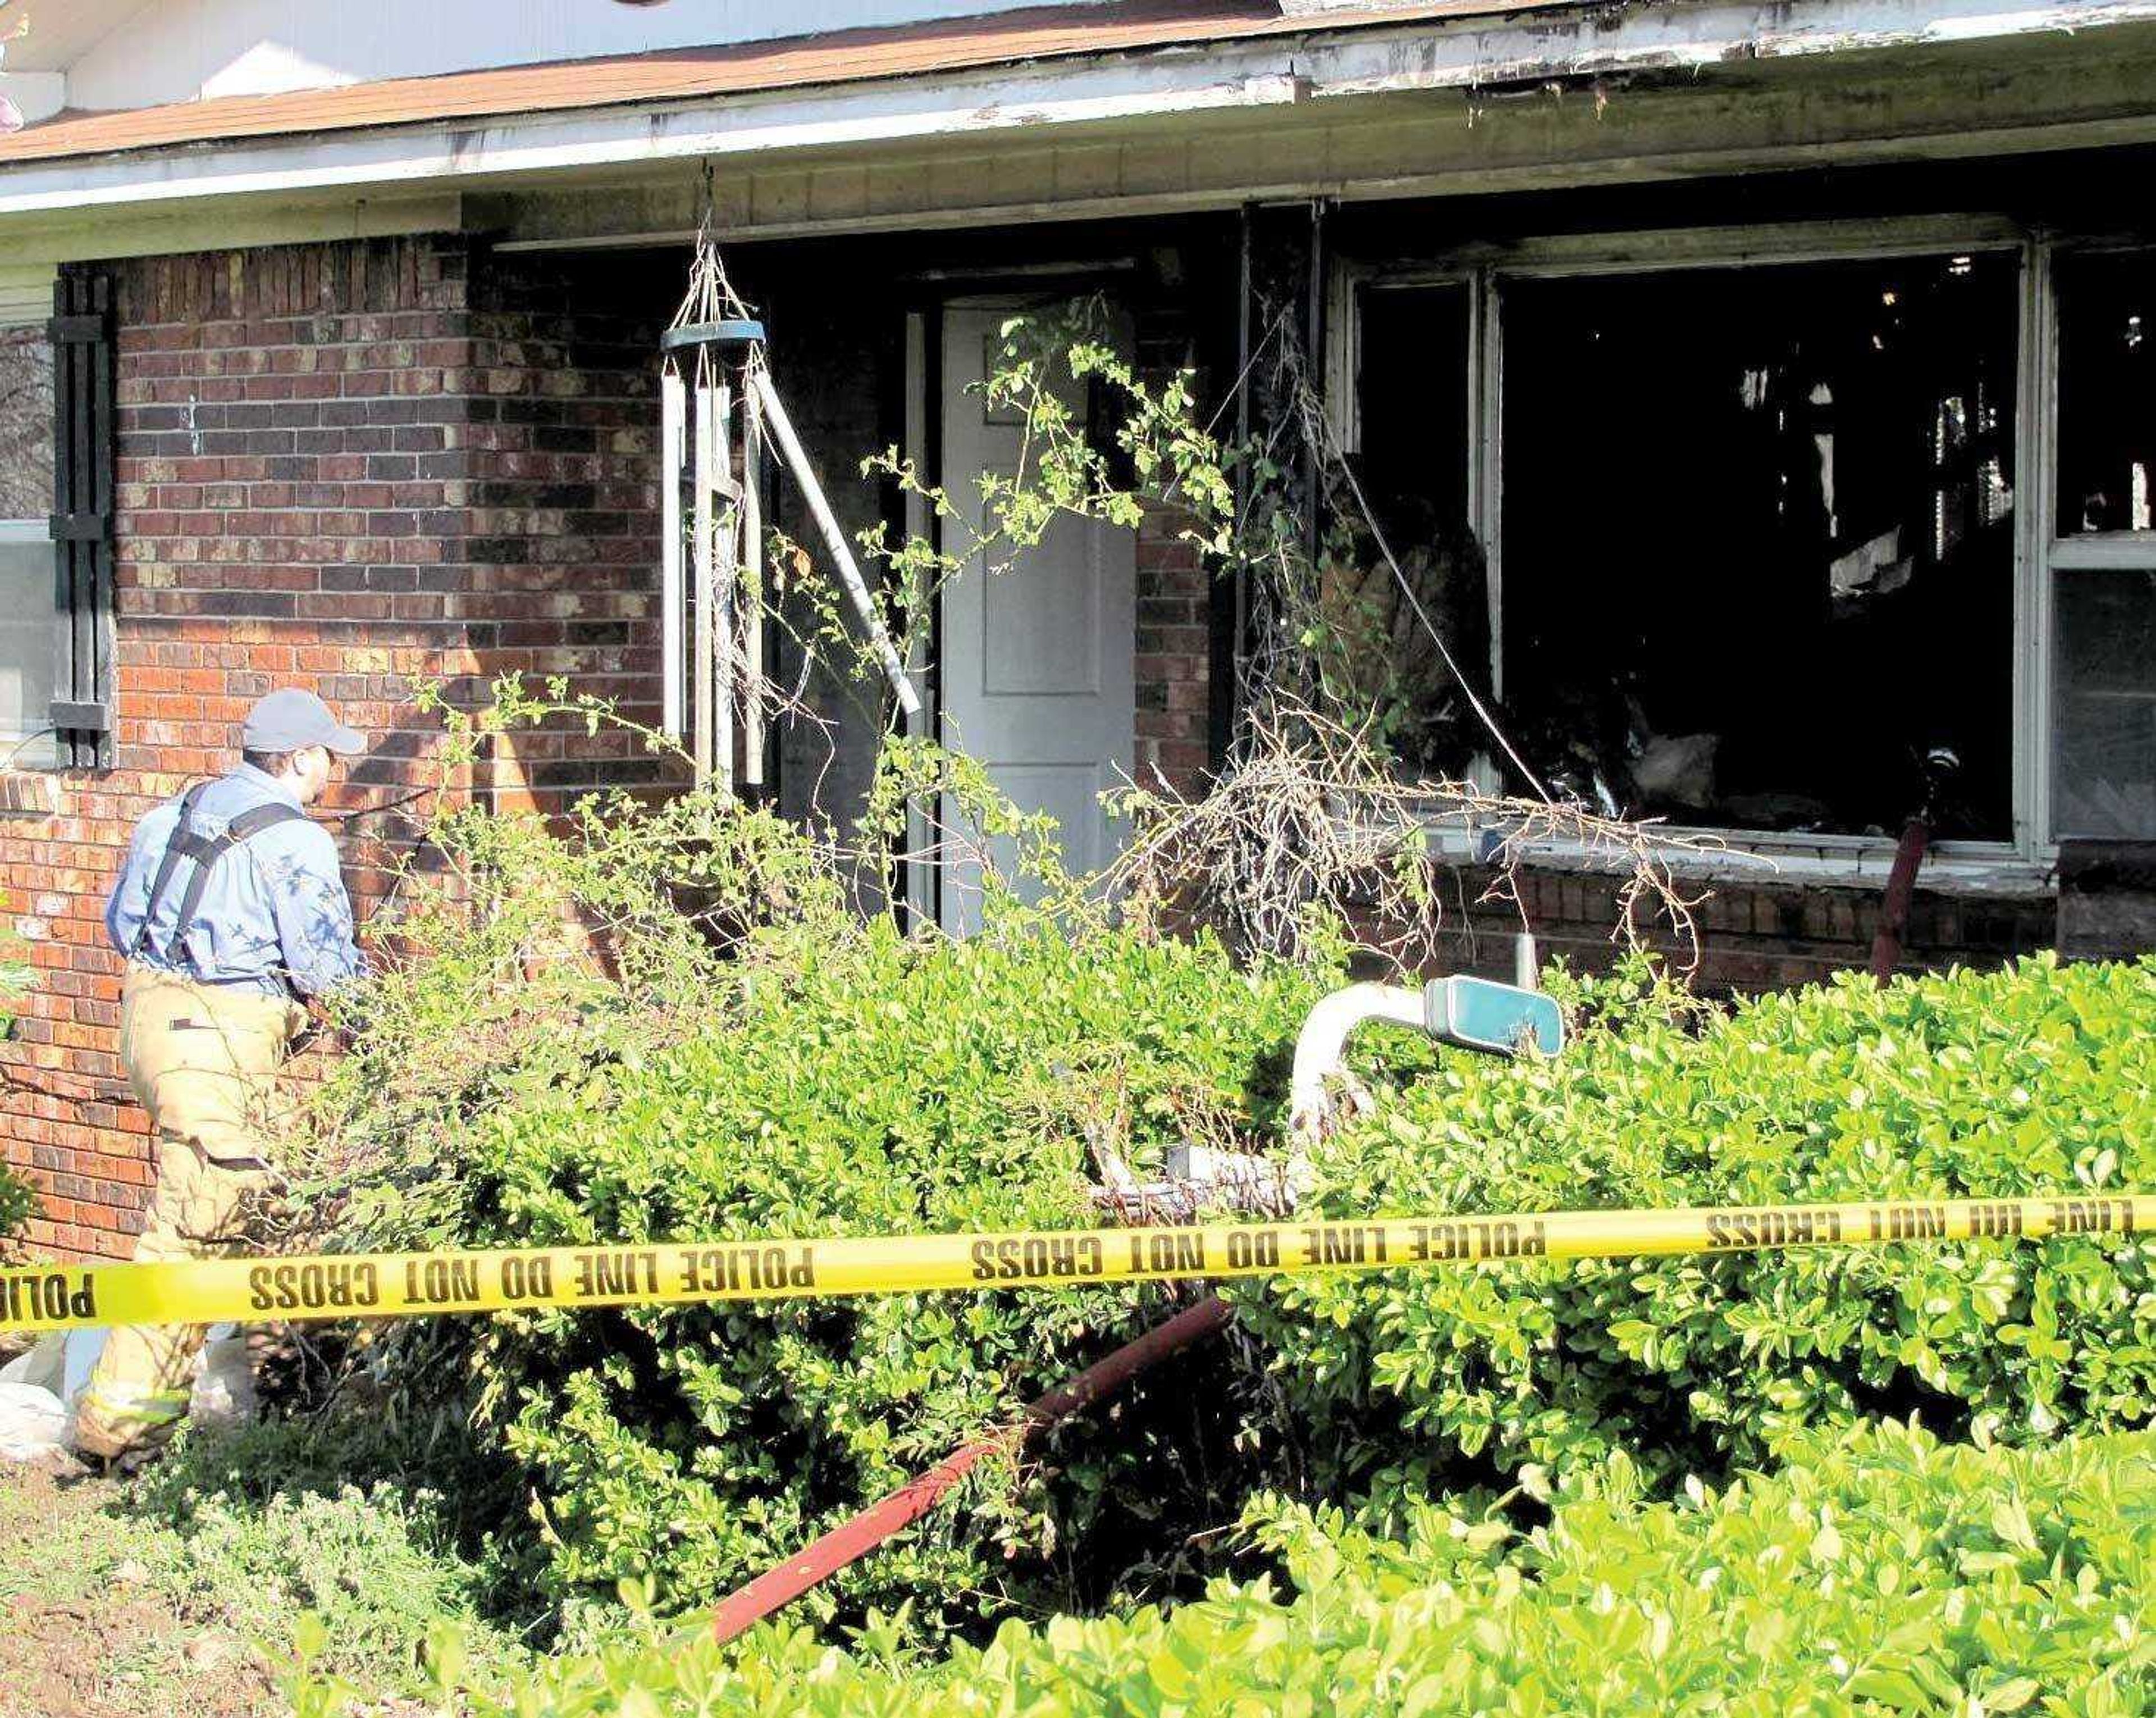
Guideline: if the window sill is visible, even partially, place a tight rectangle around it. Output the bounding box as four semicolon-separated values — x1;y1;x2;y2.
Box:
1420;821;2054;899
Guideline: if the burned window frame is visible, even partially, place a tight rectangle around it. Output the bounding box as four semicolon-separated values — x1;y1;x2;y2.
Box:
1335;213;2156;867
2035;238;2156;846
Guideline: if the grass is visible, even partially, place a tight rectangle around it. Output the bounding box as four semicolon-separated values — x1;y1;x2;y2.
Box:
0;1415;547;1718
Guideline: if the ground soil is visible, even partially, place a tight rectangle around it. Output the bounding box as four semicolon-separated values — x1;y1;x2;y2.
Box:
0;1464;283;1718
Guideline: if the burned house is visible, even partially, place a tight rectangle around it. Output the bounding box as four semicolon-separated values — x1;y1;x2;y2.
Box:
0;0;2153;1257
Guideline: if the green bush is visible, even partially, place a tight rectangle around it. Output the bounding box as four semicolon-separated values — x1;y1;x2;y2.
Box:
0;1159;29;1248
0;902;34;1250
322;934;2154;1638
1237;952;2156;1514
315;738;2153;1646
126;1419;536;1693
328;915;1331;1629
306;1422;2153;1716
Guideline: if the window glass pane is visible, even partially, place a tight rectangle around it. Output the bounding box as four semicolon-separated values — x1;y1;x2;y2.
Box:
1341;281;1479;774
1500;253;2017;839
0;537;56;767
0;325;54;522
2054;568;2156;839
2057;250;2155;536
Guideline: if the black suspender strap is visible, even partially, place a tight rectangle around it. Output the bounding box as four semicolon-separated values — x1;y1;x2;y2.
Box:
133;784;312;967
130;783;209;959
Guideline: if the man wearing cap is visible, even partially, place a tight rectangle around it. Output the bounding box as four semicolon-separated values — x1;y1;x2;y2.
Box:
74;688;368;1462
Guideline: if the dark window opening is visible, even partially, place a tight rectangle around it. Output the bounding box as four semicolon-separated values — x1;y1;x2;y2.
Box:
1499;253;2018;840
1355;282;1472;538
2057;250;2155;536
1340;281;1483;774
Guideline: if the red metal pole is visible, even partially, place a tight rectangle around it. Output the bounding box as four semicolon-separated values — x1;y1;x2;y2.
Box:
1870;816;1930;984
708;1294;1235;1644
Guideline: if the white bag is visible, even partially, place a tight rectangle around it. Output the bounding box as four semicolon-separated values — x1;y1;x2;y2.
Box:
0;1380;68;1461
0;1334;63;1393
190;1328;257;1427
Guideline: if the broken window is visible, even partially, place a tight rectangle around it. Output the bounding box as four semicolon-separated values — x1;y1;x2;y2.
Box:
2052;248;2156;839
1497;252;2018;840
0;318;56;769
1339;280;1484;774
2057;250;2155;536
1354;281;1472;540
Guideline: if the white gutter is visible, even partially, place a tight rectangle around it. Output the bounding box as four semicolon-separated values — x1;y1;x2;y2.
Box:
1;0;2152;220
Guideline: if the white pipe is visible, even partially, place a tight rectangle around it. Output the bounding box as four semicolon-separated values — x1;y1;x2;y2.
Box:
1289;983;1426;1144
713;376;737;795
742;379;765;791
750;363;922;718
659;370;685;741
693;376;718;780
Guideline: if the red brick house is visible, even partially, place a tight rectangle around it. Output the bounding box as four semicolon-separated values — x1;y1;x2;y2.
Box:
2;0;2153;1258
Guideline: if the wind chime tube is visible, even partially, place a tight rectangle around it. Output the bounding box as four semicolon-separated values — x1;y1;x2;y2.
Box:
712;377;738;796
742;381;766;792
749;364;922;718
660;370;686;742
693;367;719;783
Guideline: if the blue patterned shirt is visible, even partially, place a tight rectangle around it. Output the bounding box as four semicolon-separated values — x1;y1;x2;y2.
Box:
104;764;366;999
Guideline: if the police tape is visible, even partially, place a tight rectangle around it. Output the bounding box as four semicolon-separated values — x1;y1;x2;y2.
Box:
0;1192;2145;1335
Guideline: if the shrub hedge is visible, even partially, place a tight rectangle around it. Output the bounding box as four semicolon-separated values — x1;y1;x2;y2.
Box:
331;919;1331;1628
1239;953;2156;1513
307;1422;2154;1716
323;926;2153;1639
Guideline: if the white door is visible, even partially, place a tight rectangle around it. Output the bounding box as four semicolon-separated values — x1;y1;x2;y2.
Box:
937;303;1137;935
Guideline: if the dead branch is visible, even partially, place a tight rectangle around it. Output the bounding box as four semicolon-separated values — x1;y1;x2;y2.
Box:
1106;697;1718;976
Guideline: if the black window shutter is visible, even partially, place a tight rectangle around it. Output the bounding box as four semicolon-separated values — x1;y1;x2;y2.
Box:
49;269;116;771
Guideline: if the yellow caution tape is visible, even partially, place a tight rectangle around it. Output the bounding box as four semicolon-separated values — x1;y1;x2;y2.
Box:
1;1193;2144;1336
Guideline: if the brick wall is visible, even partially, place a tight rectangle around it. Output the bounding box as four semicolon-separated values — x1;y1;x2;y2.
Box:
1135;509;1212;797
1432;865;2055;993
0;236;664;1259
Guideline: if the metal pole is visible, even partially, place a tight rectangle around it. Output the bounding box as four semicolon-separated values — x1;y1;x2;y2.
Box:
1301;197;1327;579
707;1296;1233;1645
660;371;686;742
693;373;719;782
750;363;922;718
742;378;766;793
1233;203;1254;732
713;378;737;794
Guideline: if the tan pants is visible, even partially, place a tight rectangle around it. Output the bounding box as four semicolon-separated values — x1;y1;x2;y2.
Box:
74;963;304;1460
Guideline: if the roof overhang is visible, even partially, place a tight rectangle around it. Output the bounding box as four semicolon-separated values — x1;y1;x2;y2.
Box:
2;0;2154;254
0;0;1570;169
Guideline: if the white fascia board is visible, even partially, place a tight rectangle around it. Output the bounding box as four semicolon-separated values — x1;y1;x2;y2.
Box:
2;0;2153;220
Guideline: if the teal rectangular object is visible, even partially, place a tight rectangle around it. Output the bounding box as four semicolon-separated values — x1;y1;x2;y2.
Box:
1425;975;1565;1058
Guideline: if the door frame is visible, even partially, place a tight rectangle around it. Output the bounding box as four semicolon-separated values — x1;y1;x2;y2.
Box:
901;273;1137;930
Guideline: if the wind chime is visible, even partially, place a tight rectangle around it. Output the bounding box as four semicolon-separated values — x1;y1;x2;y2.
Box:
659;216;919;792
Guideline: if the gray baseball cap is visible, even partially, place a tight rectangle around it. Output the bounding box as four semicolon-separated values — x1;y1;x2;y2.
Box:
242;688;366;756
